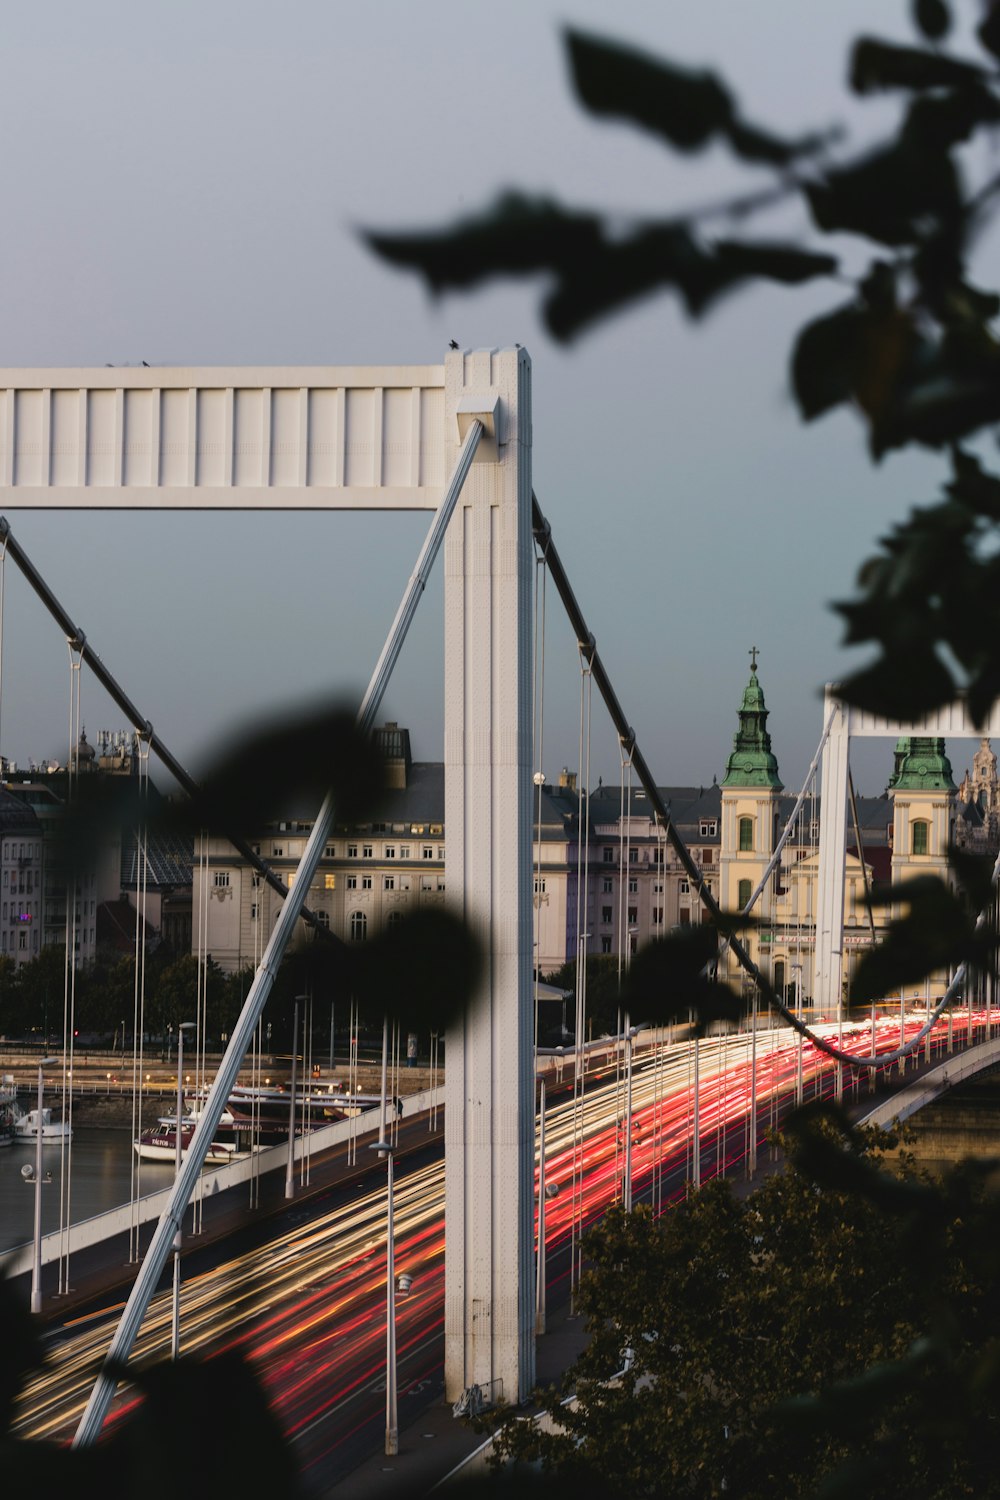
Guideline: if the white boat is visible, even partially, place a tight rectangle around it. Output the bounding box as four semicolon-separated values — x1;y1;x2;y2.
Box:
13;1105;73;1142
0;1074;16;1147
134;1118;235;1165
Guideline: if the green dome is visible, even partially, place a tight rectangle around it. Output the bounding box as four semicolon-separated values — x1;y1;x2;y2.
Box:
888;737;955;792
721;664;783;790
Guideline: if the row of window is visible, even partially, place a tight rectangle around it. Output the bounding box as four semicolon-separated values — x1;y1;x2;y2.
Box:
348;909;407;941
1;842;41;860
1;928;38;952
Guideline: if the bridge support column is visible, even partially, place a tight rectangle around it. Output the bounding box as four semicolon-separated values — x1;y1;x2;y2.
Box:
443;347;534;1405
815;689;850;1014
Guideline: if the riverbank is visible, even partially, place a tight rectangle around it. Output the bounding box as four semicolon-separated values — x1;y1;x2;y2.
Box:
1;1050;438;1129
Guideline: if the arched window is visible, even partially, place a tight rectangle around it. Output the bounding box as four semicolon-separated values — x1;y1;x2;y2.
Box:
911;820;929;856
738;817;754;852
737;878;752;910
350;910;367;943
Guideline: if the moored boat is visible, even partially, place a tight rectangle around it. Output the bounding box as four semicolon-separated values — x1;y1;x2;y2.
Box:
13;1105;72;1143
134;1118;236;1165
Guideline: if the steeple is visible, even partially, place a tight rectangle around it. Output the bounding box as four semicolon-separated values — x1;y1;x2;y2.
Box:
887;736;955;792
721;654;783;790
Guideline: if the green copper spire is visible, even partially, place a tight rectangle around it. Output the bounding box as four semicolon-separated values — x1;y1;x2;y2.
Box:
887;736;955;792
721;656;783;789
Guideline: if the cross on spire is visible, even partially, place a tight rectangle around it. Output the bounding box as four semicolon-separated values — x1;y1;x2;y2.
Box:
749;645;759;672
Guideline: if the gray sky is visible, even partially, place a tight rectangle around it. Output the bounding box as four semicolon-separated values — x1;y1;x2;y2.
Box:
0;0;986;799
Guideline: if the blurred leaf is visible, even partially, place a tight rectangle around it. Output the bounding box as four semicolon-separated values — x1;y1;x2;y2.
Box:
620;930;744;1030
791;302;869;419
712;240;837;285
850;36;985;93
351;908;482;1032
948;847;996;914
566;28;838;166
805;137;960;246
905;85;1000;149
0;1277;42;1437
175;704;383;837
848;874;989;1005
107;1352;302;1496
913;0;951;42
565;28;734;151
364;192;602;293
542;223;738;340
948;449;1000;519
978;2;1000;60
836;648;956;722
725;118;840;167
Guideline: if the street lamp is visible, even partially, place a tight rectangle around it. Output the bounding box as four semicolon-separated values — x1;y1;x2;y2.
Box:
285;999;306;1201
171;1021;195;1360
371;1014;398;1457
27;1056;57;1313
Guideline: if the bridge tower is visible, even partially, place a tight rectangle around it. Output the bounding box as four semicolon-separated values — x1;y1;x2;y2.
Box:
443;346;534;1405
0;348;537;1413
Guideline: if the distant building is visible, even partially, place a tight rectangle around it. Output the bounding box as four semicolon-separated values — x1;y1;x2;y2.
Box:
188;686;1000;1010
0;787;43;966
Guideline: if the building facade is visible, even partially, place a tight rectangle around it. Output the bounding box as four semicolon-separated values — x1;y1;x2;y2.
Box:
186;683;1000;1010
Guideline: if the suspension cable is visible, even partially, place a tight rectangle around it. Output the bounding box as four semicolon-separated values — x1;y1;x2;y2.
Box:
0;516;338;945
532;491;996;1071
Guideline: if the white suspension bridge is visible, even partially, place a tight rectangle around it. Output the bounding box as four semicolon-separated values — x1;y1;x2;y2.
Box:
0;349;997;1466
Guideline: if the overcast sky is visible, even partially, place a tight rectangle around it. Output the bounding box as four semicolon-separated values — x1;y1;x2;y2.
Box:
0;0;989;800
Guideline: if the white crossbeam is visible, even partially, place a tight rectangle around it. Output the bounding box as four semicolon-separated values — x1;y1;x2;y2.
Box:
0;365;447;509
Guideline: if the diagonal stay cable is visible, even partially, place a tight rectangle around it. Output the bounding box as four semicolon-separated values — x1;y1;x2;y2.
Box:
531;491;992;1070
0;515;340;948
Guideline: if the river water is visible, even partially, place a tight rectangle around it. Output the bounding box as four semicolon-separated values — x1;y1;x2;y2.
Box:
0;1127;175;1254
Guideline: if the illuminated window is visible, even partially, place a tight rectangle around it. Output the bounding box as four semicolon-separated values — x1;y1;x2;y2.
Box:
324;874;336;890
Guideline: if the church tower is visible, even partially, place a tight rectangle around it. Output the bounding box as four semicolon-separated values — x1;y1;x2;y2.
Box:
719;652;783;988
888;736;955;892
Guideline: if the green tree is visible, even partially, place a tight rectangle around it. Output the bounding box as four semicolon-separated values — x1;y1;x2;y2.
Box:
154;953;224;1037
0;954;19;1036
490;1111;1000;1498
13;945;67;1042
542;955;627;1039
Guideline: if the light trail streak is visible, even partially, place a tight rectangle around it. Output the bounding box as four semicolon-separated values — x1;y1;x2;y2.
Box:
12;1008;989;1477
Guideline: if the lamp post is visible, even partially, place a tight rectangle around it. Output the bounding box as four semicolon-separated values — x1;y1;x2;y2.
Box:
28;1056;57;1313
536;1076;548;1334
371;1015;398;1456
284;999;303;1200
171;1021;195;1360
